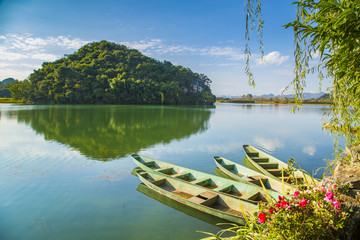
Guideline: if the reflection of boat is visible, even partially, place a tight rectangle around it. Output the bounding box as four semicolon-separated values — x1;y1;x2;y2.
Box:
214;156;291;193
135;169;257;225
243;145;318;185
137;183;234;228
131;154;281;201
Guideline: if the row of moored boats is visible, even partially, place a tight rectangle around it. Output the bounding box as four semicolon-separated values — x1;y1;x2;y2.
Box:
132;145;318;225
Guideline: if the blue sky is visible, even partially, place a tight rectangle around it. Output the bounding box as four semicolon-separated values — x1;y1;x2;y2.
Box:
0;0;327;96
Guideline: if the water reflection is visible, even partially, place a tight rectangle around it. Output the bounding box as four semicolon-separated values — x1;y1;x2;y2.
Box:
4;105;213;160
252;136;284;152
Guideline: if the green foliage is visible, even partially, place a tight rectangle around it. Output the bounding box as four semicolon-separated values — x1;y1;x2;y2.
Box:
204;184;350;240
245;0;360;162
284;1;360;150
245;0;264;87
9;41;216;105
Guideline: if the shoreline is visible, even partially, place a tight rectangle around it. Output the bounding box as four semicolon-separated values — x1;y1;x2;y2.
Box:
216;100;332;106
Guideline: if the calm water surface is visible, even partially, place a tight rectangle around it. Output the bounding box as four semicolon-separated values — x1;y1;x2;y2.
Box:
0;103;334;240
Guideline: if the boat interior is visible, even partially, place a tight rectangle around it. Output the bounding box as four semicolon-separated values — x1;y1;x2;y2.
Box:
140;172;243;216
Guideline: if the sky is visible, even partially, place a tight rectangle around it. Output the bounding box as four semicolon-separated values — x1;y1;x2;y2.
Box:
0;0;328;96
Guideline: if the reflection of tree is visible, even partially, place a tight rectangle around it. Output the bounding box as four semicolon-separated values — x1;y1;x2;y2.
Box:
9;105;212;160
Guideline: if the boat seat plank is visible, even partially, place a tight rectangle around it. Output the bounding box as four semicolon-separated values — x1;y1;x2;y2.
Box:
247;152;259;157
188;196;207;204
240;189;261;200
172;171;190;178
192;177;211;184
144;161;156;166
222;164;235;170
188;191;219;205
213;184;233;192
240;177;256;182
258;163;279;169
267;169;289;177
199;191;218;199
252;157;269;162
154;167;170;172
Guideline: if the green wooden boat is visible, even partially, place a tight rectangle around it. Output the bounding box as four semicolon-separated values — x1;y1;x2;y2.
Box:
243;145;318;185
135;168;258;225
137;183;235;228
131;154;281;202
214;156;292;193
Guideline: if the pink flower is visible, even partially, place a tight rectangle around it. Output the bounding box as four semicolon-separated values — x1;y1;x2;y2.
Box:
278;196;285;201
324;191;334;202
333;200;341;209
280;200;289;208
298;198;309;208
258;212;266;224
331;184;337;190
294;190;300;196
269;207;275;214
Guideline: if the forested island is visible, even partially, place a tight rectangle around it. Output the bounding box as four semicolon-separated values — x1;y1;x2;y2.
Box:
9;41;216;105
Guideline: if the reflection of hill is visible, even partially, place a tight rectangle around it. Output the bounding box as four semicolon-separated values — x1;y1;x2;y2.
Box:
9;105;212;160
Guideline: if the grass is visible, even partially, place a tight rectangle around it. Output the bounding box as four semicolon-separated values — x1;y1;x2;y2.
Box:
0;98;22;103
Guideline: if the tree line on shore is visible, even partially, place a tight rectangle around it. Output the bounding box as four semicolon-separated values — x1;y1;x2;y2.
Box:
7;41;216;105
217;93;331;104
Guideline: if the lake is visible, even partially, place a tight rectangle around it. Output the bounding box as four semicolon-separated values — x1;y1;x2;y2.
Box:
0;103;334;240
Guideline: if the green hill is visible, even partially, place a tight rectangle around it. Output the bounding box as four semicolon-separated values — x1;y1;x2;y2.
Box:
9;41;216;105
0;78;16;98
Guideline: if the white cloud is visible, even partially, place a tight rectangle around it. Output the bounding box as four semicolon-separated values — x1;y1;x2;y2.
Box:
303;145;316;156
120;39;162;51
0;33;89;51
120;39;246;62
257;51;289;65
31;53;58;61
0;33;89;80
253;136;284;151
201;46;245;60
0;48;26;61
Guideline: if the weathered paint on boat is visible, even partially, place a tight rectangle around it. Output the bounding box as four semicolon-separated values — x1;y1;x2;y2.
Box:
131;154;281;202
135;168;258;225
243;145;318;185
214;156;292;193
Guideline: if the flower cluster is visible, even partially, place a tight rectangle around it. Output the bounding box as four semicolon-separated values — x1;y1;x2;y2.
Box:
256;184;349;239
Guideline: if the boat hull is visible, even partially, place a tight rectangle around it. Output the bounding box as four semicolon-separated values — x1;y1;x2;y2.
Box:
243;145;318;185
214;156;291;193
136;169;254;225
131;154;281;201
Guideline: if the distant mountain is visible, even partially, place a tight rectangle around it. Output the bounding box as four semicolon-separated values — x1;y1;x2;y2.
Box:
257;94;275;98
255;92;326;100
1;78;16;85
0;78;16;98
218;92;326;100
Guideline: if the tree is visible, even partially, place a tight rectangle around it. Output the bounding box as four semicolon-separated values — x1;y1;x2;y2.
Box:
8;41;216;106
246;0;360;155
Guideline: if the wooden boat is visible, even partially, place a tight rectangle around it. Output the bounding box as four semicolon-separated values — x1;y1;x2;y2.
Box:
131;154;281;201
214;156;292;193
135;168;258;225
243;145;318;185
137;183;235;228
